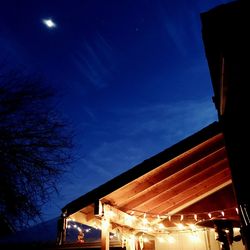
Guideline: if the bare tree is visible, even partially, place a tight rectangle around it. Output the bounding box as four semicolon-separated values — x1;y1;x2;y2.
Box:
0;68;74;231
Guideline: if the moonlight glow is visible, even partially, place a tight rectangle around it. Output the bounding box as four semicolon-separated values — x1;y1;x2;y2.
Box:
42;18;56;28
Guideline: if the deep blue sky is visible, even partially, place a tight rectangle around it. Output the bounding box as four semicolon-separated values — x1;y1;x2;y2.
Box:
0;0;234;222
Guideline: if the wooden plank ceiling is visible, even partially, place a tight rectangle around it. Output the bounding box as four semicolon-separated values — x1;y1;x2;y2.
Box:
64;122;239;228
100;133;234;220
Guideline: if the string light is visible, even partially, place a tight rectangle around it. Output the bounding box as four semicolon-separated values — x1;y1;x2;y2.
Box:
180;214;184;221
66;218;94;234
65;216;227;249
65;206;239;246
124;207;237;221
188;224;197;231
176;223;185;230
194;214;197;221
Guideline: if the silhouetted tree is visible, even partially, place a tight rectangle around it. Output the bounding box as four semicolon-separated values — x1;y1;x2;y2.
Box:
0;68;74;231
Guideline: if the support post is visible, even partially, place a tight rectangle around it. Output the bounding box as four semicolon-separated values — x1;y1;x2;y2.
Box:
56;213;67;245
101;218;110;250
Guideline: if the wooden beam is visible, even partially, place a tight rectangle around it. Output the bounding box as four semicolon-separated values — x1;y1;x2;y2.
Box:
104;135;225;207
119;148;228;211
69;209;102;230
102;204;163;236
150;168;232;215
101;218;110;250
167;180;232;215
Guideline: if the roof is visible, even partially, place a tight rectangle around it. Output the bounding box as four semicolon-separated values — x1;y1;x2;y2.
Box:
63;121;238;227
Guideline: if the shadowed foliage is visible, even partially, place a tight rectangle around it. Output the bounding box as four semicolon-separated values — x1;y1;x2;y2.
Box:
0;67;74;232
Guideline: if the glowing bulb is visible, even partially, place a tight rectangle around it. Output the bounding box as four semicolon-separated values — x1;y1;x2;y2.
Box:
176;223;185;230
157;236;164;243
102;219;109;229
142;218;148;225
189;234;200;242
126;215;135;226
167;235;175;244
189;224;197;231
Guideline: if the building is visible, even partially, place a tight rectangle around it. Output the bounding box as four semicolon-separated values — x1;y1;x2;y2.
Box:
58;122;244;250
58;1;248;249
201;0;249;248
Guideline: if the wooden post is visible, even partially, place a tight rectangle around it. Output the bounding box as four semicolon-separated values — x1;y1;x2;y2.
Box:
101;218;110;250
56;213;67;245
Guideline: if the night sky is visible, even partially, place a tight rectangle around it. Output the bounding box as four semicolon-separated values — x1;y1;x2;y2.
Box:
0;0;234;223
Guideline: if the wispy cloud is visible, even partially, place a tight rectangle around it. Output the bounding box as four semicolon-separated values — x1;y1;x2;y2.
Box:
156;1;201;58
71;32;115;88
107;99;216;138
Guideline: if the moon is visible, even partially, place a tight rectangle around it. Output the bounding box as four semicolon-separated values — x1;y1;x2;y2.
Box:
42;18;56;28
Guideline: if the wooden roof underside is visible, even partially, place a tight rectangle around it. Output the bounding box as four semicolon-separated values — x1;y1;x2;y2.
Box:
63;122;238;226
